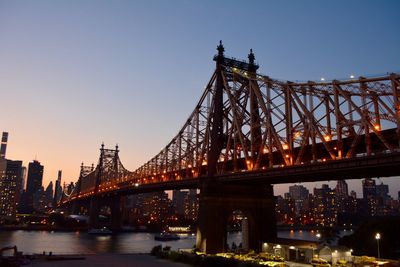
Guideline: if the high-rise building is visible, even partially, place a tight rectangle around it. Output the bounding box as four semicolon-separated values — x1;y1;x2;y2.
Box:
288;185;309;217
376;182;389;202
53;170;62;206
335;180;349;213
362;178;377;216
362;178;376;200
26;160;44;195
172;190;187;216
335;180;348;198
289;185;309;200
184;189;198;221
20;166;27;193
313;184;337;226
0;159;23;220
44;181;54;209
23;160;44;212
0;132;8;159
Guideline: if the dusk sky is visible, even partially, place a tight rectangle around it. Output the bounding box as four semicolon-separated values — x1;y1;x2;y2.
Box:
1;1;400;197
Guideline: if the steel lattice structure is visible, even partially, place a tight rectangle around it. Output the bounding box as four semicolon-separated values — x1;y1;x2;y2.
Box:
62;144;136;202
62;42;400;204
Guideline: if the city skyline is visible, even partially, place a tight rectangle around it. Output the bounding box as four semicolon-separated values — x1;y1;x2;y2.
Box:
1;1;400;197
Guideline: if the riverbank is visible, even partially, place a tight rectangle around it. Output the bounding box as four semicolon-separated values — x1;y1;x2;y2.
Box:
29;253;191;267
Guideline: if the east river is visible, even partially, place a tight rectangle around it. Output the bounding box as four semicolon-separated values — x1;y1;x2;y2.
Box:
0;230;350;255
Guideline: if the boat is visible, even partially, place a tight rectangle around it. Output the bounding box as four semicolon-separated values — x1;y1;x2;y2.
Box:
154;232;180;241
88;227;112;235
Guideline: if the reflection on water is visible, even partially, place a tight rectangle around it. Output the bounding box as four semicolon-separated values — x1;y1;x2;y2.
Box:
279;229;353;244
0;229;352;254
0;231;196;255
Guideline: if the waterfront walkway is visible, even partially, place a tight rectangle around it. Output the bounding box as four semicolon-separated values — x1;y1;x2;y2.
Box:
30;254;191;267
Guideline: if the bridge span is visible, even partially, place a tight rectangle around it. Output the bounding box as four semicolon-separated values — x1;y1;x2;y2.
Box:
61;42;400;254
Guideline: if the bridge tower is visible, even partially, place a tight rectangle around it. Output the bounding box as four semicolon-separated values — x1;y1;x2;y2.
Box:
196;42;277;254
88;144;123;230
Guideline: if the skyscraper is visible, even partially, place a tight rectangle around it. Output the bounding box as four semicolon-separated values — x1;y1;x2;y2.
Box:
172;190;187;216
0;132;8;159
0;159;23;220
362;178;377;216
362;178;376;199
53;170;62;205
44;181;54;209
335;180;349;198
20;166;27;193
26;160;44;195
24;160;44;212
289;185;309;200
313;184;337;225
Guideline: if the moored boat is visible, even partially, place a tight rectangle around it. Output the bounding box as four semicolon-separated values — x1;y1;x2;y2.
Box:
88;227;112;235
154;232;180;241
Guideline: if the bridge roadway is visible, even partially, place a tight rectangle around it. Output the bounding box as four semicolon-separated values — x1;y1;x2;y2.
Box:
95;149;400;198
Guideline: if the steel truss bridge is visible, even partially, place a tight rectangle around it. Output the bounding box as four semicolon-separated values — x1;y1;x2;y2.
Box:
60;42;400;253
62;42;400;204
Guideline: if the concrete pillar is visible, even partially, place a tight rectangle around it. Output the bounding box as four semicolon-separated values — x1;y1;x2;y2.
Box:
196;183;276;254
88;197;99;229
110;195;122;231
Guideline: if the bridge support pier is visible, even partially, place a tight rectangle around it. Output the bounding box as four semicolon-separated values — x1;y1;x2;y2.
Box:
88;197;99;229
70;199;90;215
88;195;122;231
110;195;123;231
196;184;276;254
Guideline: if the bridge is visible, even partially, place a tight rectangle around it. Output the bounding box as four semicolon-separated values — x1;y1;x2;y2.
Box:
61;41;400;253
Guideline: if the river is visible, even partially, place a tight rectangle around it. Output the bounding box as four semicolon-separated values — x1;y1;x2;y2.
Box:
0;229;352;255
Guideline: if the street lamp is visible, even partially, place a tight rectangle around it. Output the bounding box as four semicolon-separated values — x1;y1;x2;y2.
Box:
375;233;381;260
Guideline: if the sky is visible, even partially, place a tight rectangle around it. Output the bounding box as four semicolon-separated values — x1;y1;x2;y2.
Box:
1;0;400;197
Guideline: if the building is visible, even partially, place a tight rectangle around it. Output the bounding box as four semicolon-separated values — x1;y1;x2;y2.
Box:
288;185;309;217
26;160;44;195
362;178;377;216
22;160;44;213
0;159;23;221
0;132;8;159
289;185;309;200
44;181;54;209
362;178;376;200
335;180;348;198
335;180;349;214
53;170;62;205
20;166;27;193
312;184;337;226
172;189;188;216
183;189;198;221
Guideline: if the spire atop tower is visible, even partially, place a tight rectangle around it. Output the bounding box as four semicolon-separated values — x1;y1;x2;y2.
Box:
217;40;225;57
248;49;255;65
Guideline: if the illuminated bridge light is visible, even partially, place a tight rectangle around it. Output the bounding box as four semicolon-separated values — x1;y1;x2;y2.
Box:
374;125;381;131
282;144;289;150
324;135;331;141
